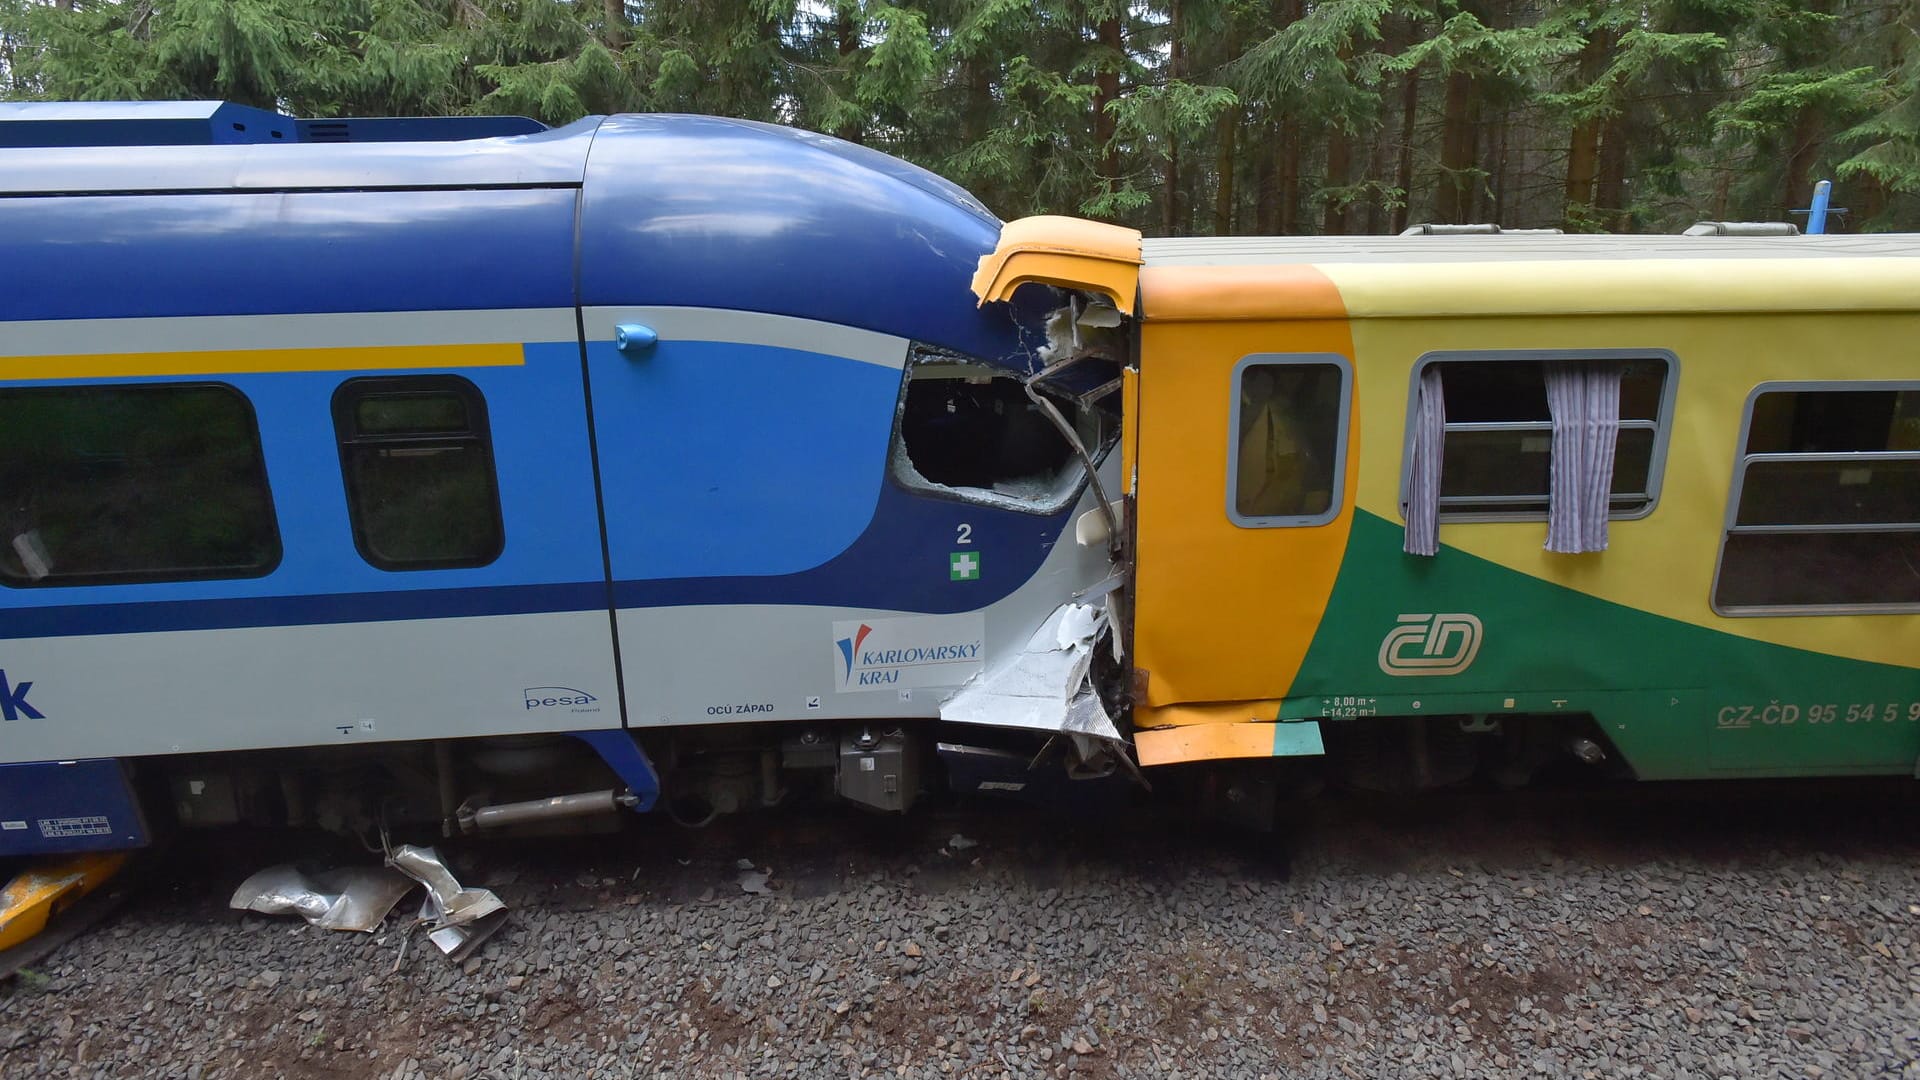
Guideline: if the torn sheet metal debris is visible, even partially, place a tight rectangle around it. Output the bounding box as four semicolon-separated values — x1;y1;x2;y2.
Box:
939;602;1121;743
388;845;504;928
228;864;415;933
388;845;508;963
1038;299;1127;365
419;895;508;962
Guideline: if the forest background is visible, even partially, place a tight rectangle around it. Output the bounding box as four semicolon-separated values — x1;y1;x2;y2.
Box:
2;0;1916;233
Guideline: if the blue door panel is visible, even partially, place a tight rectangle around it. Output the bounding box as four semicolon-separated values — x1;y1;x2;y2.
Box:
588;339;900;581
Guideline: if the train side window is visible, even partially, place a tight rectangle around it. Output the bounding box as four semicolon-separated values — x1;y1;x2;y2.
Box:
1713;382;1920;614
1400;350;1675;521
1229;354;1351;527
0;383;280;586
333;376;503;571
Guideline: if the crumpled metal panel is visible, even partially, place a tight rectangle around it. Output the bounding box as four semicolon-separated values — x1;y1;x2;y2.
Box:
387;845;504;928
386;845;509;962
227;865;415;933
939;602;1122;742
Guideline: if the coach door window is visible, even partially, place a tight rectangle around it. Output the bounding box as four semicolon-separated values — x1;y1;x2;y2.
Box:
1401;351;1674;521
0;383;280;586
333;376;504;570
1714;383;1920;614
1229;354;1351;527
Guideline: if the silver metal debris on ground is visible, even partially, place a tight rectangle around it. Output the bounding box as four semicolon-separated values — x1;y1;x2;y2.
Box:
419;896;507;963
948;834;978;851
228;865;415;933
737;870;771;895
387;844;508;961
940;602;1121;742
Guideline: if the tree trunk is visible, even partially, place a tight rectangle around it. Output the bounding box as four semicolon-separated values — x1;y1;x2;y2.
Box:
1323;125;1351;235
1214;109;1237;235
1563;28;1613;225
1255;115;1279;234
835;6;863;145
1565;119;1601;216
601;0;626;49
963;59;991;145
1782;108;1824;217
1162;0;1185;236
1278;117;1300;233
1094;16;1123;188
1392;60;1421;234
1433;71;1477;223
1163;143;1182;236
1364;130;1389;234
1482;112;1507;223
1596;114;1629;231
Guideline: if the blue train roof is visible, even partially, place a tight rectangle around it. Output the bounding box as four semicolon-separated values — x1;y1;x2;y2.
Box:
0;100;546;149
0;113;598;192
0;100;300;146
0;107;1036;363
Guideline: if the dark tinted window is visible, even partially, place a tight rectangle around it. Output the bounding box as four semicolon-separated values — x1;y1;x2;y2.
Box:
0;383;280;586
1234;361;1346;523
1416;356;1669;518
1716;385;1920;613
1744;388;1920;454
333;377;503;570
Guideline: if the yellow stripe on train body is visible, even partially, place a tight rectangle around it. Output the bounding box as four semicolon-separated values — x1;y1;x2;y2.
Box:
0;342;524;381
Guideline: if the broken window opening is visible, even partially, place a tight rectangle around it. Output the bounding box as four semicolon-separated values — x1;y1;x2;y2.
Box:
892;346;1121;515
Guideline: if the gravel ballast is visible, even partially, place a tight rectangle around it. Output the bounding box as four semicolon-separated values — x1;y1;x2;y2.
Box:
1;788;1917;1078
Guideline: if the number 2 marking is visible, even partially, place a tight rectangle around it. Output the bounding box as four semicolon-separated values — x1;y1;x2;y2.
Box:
955;523;973;545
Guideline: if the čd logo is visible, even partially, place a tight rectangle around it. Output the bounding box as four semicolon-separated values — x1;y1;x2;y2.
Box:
1377;614;1483;677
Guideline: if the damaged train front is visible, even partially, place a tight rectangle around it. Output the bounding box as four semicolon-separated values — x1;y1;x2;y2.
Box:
574;118;1146;818
921;214;1148;799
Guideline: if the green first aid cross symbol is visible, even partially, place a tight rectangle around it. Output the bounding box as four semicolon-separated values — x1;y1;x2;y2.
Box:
949;551;980;581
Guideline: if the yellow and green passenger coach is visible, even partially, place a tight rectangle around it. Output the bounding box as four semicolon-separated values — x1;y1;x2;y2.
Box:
977;219;1920;789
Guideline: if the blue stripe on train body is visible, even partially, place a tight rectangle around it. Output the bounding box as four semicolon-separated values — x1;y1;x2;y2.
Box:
0;113;1075;665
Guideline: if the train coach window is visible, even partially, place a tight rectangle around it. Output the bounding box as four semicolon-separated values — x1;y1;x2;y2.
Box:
0;383;280;586
333;376;503;570
891;347;1119;514
1714;383;1920;614
1229;355;1351;527
1401;351;1675;522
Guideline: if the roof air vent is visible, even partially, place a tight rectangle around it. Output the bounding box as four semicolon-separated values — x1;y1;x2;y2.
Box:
1682;221;1800;236
1399;223;1565;236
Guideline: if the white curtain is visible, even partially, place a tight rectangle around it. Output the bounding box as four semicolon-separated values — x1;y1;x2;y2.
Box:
1403;366;1445;556
1544;361;1625;553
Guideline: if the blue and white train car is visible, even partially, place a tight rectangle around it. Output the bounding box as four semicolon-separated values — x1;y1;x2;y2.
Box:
0;102;1123;856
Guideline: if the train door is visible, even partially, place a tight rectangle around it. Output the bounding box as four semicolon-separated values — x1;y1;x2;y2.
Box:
1126;268;1363;738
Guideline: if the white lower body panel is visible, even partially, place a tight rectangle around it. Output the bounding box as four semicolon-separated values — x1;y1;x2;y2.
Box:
0;610;620;763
